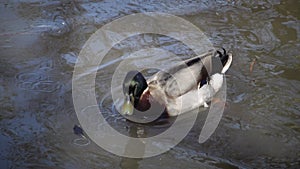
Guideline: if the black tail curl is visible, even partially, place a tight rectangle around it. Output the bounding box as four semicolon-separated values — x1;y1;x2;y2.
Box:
217;48;229;66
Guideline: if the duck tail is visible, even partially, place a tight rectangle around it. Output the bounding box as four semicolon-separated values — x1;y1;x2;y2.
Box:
217;48;233;74
221;53;232;74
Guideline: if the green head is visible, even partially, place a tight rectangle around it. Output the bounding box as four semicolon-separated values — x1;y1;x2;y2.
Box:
121;70;148;115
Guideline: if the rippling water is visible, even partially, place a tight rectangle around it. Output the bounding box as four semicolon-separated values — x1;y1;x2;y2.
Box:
0;0;299;168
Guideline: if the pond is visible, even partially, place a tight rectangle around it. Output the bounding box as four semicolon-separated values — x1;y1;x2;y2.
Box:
0;0;299;168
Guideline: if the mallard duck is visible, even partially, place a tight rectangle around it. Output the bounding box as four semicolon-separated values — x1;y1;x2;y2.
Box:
121;48;232;117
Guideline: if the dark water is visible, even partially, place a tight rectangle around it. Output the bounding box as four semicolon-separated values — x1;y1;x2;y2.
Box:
0;0;299;168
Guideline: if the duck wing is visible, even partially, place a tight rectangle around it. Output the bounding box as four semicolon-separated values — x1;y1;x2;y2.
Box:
148;50;214;98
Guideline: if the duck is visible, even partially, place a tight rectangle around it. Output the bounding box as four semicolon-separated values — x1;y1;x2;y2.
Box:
121;48;233;117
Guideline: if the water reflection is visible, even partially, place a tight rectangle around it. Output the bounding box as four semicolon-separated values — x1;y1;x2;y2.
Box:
120;125;145;169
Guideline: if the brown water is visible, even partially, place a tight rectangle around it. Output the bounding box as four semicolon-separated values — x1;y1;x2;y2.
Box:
0;0;299;168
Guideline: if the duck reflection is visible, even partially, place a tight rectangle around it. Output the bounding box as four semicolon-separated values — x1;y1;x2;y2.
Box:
120;124;146;169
